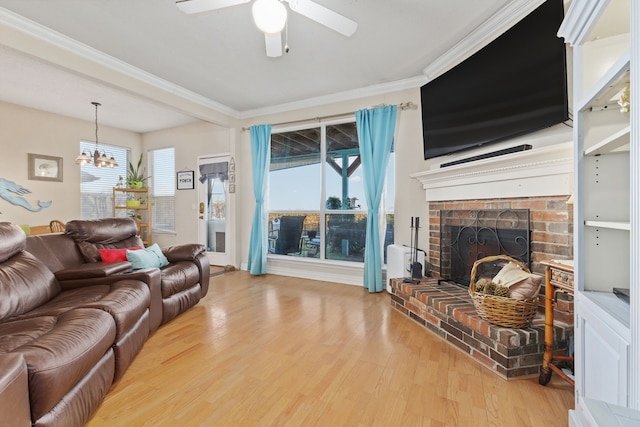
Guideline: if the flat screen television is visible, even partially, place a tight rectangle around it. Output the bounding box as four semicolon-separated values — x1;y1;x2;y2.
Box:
421;0;569;161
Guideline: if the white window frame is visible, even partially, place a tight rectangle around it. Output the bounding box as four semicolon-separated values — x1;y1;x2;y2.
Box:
267;118;395;263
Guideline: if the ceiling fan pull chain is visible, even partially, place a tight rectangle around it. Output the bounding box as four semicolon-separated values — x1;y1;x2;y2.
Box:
284;19;290;53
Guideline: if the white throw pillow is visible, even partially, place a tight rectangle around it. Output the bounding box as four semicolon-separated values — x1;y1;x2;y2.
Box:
493;262;542;298
493;262;529;287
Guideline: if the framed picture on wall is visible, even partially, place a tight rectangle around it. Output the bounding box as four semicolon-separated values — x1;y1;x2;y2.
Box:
28;153;63;182
177;170;195;190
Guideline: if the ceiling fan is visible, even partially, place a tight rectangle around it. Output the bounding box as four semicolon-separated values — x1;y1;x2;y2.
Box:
175;0;358;58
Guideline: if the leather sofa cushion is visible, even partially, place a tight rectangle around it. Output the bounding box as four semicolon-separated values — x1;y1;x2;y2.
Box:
66;219;144;263
0;353;31;427
0;308;116;420
0;251;61;321
54;261;131;281
162;285;201;325
66;218;137;244
160;261;201;298
15;281;150;339
25;233;86;274
0;222;26;263
162;243;205;262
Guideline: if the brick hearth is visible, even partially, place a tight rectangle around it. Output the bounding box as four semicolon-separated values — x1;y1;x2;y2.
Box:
389;277;573;379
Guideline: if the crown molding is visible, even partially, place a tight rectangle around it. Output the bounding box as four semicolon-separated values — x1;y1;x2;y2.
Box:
0;6;428;123
1;3;548;127
557;0;608;46
423;0;545;81
0;7;241;121
238;75;429;120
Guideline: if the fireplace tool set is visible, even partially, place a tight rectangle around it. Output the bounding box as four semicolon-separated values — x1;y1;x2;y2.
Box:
403;216;424;284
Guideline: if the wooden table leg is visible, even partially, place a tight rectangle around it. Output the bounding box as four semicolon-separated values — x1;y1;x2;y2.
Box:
539;265;554;385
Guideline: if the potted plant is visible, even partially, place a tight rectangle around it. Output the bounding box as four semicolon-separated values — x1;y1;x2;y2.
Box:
326;196;341;210
127;153;150;188
126;196;141;207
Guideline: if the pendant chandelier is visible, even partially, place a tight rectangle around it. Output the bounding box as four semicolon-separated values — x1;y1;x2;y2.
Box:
75;102;118;168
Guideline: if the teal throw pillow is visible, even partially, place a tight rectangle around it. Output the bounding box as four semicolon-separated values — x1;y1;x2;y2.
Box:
146;243;169;267
126;243;170;269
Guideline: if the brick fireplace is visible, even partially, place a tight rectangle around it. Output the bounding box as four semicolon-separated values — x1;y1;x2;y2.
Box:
390;142;575;378
429;196;573;278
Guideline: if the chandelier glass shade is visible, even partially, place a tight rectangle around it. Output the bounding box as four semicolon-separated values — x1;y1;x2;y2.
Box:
252;0;287;34
75;102;118;168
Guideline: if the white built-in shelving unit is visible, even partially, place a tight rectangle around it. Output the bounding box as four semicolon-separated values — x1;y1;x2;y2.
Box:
558;0;639;424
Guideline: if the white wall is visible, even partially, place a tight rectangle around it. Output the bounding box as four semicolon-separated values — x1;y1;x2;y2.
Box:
142;121;236;248
0;100;141;226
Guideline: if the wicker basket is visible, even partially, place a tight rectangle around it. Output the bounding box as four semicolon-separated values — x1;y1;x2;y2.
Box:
469;255;540;328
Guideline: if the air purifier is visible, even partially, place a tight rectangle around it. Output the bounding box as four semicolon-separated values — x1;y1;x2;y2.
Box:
386;244;425;293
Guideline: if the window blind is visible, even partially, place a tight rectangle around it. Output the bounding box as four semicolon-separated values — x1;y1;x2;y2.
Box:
79;141;129;219
150;147;175;232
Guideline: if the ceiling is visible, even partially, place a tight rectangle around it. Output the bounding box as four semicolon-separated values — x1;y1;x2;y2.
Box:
0;0;550;133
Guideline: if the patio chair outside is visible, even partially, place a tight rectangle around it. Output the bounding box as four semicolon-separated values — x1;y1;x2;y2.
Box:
269;215;306;255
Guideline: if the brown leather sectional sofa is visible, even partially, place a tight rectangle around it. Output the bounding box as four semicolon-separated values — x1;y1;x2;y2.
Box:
0;218;210;426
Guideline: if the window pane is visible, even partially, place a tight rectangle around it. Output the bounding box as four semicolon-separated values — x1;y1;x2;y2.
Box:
80;141;129;219
149;148;175;232
267;121;394;265
325;123;366;211
268;212;318;257
269;128;321;211
325;213;367;262
386;151;395;213
204;161;227;253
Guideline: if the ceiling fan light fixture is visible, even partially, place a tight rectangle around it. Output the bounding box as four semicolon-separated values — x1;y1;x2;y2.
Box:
252;0;287;34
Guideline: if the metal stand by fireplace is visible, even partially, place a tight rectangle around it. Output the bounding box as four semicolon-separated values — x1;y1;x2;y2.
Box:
440;209;530;287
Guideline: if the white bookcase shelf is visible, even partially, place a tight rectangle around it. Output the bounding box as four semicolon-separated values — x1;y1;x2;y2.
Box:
577;49;630;112
559;0;638;422
584;220;630;231
585;125;630;156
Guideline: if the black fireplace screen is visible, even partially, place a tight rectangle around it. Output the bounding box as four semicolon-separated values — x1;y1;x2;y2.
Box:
440;209;530;286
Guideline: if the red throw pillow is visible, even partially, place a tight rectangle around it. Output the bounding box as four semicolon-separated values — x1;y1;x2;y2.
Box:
99;246;143;263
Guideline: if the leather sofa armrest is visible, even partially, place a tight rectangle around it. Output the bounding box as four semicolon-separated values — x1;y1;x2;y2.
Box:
58;268;163;334
194;253;211;298
161;244;210;298
162;244;205;263
54;261;131;281
0;353;31;427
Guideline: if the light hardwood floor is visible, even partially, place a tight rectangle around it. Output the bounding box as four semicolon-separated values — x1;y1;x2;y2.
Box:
88;271;574;426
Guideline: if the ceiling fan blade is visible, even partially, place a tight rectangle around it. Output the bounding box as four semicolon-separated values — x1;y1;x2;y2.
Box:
264;32;283;57
287;0;357;37
176;0;250;14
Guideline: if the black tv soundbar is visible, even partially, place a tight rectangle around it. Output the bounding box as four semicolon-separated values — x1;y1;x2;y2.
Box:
440;144;533;168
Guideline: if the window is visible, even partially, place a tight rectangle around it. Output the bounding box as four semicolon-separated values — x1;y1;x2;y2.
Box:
149;148;175;233
80;141;129;219
268;121;395;263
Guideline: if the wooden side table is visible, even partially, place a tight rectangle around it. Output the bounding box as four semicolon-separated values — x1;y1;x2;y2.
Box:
539;259;575;386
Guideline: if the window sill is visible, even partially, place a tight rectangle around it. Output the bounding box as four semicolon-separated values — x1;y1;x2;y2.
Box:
266;255;364;286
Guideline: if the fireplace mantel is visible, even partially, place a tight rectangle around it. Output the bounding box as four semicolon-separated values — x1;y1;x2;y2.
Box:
411;142;573;201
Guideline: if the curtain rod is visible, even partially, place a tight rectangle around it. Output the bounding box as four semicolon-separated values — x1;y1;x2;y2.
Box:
241;101;417;131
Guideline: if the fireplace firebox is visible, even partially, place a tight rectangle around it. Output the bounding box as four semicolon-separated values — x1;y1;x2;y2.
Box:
440;209;530;286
